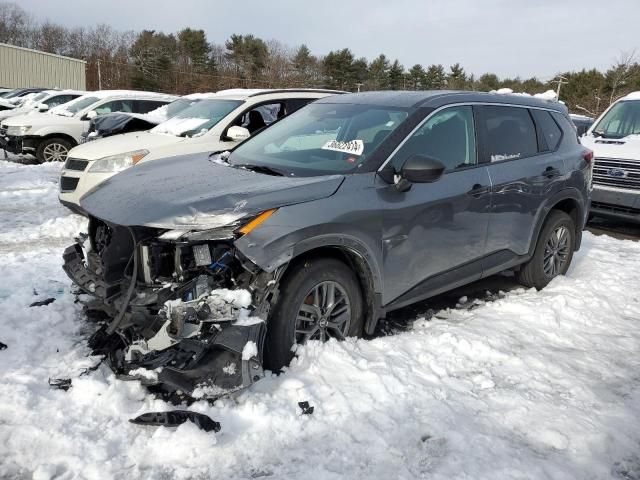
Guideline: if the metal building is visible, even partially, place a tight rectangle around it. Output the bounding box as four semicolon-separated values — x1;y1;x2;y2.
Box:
0;43;86;90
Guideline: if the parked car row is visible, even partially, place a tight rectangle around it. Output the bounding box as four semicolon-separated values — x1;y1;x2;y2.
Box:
54;89;593;402
0;89;177;162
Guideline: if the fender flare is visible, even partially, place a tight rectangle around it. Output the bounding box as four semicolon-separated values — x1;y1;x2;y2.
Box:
528;187;587;256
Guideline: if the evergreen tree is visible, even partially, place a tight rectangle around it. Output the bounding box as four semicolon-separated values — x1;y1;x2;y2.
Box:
388;59;405;90
368;54;390;90
424;64;446;89
408;64;426;89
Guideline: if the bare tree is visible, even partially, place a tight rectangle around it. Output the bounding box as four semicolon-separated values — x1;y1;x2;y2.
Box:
607;50;637;104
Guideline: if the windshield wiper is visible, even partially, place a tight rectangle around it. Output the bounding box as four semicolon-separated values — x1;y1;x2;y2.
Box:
234;163;286;176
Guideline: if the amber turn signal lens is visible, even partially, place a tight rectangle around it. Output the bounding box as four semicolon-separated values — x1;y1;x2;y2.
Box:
238;209;277;235
132;153;147;165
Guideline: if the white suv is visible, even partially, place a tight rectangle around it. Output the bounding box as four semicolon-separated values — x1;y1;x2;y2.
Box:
58;89;342;212
581;91;640;223
0;90;177;163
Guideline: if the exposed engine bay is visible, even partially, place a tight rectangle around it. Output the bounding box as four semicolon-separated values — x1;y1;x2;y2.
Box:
63;215;282;402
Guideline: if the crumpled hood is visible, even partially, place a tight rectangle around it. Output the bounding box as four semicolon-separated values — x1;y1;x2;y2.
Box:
80;152;344;229
581;134;640;161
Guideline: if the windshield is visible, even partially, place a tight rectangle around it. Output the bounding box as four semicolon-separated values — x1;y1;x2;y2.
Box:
29;92;49;103
151;99;242;137
228;103;409;176
53;96;99;116
593;100;640;139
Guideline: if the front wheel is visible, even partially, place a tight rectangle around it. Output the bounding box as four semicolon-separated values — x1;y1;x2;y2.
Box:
516;210;575;289
265;257;364;371
36;137;73;163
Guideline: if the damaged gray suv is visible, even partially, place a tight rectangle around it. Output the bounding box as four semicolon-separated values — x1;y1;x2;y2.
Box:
63;91;592;401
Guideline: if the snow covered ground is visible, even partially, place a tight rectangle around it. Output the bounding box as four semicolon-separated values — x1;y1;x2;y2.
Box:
1;158;640;480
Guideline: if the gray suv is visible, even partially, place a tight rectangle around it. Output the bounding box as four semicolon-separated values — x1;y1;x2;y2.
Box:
63;91;592;401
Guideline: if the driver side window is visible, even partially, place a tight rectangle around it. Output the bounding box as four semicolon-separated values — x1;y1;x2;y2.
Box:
391;106;476;171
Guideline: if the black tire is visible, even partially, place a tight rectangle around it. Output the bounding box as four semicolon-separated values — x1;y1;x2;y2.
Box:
36;137;74;163
516;210;575;289
265;257;364;371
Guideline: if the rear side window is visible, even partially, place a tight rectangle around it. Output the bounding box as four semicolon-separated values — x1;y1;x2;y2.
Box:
481;106;538;162
286;98;316;115
552;112;580;144
135;100;168;114
531;110;562;151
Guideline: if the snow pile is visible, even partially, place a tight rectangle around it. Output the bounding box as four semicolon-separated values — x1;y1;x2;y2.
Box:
491;87;558;101
1;155;640;479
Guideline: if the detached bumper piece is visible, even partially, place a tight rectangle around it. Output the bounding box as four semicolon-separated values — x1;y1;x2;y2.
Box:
63;244;120;300
130;410;221;432
123;320;265;401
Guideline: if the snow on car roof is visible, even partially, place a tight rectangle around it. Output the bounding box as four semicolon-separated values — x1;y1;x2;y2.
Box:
621;91;640;101
490;88;558;101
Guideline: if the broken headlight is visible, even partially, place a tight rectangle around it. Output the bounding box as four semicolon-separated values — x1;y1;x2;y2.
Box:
89;149;149;173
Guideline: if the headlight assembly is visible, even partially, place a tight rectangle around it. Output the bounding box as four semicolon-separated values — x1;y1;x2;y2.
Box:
6;125;31;136
88;149;149;173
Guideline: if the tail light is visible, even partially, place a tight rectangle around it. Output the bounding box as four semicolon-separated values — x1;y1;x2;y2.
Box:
582;149;594;164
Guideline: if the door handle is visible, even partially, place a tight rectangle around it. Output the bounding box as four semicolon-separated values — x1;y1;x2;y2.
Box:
543;166;561;178
467;183;490;197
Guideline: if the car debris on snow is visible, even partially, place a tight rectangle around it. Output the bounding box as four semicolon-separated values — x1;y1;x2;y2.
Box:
298;401;314;415
129;410;221;433
48;378;72;391
29;297;56;307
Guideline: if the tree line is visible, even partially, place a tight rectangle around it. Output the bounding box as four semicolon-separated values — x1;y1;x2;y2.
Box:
1;1;639;116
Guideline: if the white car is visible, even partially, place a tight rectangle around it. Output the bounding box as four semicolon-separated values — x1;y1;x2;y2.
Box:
580;91;640;223
58;89;342;212
0;90;177;163
0;89;85;121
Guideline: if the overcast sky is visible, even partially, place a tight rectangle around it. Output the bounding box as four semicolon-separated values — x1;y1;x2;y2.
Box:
18;0;639;79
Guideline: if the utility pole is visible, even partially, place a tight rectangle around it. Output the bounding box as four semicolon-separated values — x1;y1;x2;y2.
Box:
553;75;568;101
97;59;102;90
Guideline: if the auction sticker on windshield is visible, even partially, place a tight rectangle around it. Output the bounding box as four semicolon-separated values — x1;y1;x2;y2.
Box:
322;139;364;156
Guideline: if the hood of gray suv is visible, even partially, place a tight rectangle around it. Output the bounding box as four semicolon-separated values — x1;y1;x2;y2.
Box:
80;152;344;229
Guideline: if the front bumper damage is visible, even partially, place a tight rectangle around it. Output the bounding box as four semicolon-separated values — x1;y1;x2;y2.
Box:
0;135;37;155
63;218;279;402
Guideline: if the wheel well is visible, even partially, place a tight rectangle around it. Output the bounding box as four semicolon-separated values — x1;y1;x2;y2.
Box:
282;246;379;336
550;197;582;234
38;134;78;148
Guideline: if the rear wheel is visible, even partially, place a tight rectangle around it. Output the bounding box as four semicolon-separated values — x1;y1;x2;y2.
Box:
36;137;73;163
516;210;575;289
265;257;364;371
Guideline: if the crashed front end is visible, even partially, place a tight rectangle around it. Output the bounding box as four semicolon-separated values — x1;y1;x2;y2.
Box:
63;214;280;402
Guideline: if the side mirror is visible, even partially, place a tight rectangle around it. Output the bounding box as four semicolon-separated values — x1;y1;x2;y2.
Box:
226;125;251;142
401;154;445;183
37;103;49;112
85;110;97;120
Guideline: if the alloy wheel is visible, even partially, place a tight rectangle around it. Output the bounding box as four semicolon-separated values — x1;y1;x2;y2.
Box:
43;143;68;162
543;225;570;277
294;281;351;344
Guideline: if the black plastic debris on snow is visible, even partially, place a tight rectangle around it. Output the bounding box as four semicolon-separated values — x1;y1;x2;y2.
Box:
0;341;7;350
30;297;56;307
129;410;221;433
49;378;72;391
298;401;314;415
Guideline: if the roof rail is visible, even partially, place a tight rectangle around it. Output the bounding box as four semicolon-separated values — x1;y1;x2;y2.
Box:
247;88;347;97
